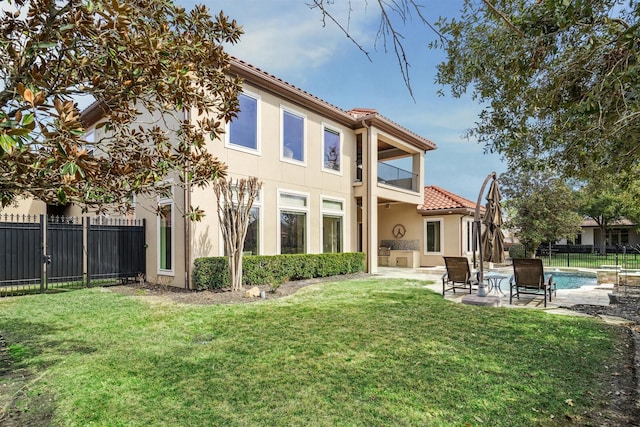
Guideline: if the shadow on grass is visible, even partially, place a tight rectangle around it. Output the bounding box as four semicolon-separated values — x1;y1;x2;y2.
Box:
0;319;98;426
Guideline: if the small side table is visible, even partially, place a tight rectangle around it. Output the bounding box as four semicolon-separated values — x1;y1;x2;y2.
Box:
484;272;510;296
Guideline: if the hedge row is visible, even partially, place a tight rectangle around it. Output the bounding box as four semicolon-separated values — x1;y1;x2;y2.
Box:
193;252;366;290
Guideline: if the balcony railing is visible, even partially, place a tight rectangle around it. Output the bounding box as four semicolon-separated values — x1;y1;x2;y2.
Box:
377;162;418;192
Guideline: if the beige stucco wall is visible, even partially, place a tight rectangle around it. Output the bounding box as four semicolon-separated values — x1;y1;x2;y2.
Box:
120;106;189;287
188;82;357;268
581;228;595;245
1;198;47;217
377;204;474;267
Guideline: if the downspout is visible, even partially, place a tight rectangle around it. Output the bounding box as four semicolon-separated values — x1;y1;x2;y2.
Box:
183;108;191;290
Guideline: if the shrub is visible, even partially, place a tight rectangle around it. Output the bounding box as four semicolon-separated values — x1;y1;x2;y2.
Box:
508;244;527;259
193;252;365;290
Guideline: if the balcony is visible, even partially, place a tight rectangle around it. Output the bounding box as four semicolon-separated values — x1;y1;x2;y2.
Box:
377;162;418;192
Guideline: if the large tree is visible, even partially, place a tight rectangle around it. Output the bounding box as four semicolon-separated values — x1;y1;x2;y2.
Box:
433;0;640;180
0;0;243;212
501;168;582;256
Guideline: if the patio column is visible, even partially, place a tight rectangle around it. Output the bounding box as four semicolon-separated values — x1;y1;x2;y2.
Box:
366;127;379;274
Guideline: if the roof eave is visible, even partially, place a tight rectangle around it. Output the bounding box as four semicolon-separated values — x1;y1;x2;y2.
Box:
419;207;478;216
229;59;356;127
357;113;437;152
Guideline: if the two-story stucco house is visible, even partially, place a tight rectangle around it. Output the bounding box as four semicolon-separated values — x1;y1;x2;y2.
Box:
9;58;436;289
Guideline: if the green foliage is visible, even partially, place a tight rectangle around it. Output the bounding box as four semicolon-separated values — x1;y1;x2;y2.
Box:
0;0;243;211
501;168;582;251
434;0;640;183
508;244;527;259
193;253;366;290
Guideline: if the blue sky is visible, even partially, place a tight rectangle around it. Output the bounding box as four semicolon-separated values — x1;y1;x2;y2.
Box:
181;0;506;201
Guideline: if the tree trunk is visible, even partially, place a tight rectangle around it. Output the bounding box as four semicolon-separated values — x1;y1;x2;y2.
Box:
214;177;262;292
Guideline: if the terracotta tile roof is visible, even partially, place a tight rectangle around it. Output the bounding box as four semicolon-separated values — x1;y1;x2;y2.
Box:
418;185;483;214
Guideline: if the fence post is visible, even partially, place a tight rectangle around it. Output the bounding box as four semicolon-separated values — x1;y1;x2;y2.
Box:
566;249;569;268
86;216;91;288
142;218;147;279
40;214;45;293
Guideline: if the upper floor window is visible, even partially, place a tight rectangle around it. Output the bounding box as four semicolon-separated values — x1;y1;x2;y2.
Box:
281;108;305;163
323;126;341;173
228;92;259;152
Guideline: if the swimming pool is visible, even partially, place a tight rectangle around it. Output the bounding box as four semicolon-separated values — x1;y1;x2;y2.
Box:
549;271;597;289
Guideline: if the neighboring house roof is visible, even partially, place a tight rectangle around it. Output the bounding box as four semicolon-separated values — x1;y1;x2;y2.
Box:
418;185;483;216
581;218;636;227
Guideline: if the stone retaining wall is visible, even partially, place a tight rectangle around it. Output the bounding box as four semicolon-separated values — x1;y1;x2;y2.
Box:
597;270;640;286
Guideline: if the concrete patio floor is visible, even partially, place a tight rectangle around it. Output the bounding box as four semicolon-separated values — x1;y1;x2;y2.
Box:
375;266;614;316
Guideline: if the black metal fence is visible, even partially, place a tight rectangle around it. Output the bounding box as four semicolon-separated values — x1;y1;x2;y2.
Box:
0;214;146;296
508;244;640;270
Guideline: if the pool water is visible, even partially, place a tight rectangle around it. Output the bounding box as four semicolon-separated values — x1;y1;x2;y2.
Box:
549;271;597;289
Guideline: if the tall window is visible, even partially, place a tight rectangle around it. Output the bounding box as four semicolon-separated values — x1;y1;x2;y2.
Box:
323;126;341;172
222;190;261;256
282;108;305;162
244;207;260;255
424;218;443;254
322;198;344;253
158;198;173;273
279;191;308;254
463;218;474;254
228;92;259;151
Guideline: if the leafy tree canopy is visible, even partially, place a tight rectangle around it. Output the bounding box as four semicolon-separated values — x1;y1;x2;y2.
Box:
0;0;243;213
434;0;640;182
501;167;582;253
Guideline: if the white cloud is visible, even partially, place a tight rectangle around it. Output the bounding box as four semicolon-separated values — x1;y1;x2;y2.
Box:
196;0;378;82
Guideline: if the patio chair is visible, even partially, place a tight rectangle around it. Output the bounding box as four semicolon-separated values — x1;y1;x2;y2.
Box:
509;258;557;307
442;257;477;296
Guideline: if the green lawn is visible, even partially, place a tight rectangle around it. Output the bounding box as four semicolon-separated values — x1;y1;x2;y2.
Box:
538;252;640;269
0;278;628;426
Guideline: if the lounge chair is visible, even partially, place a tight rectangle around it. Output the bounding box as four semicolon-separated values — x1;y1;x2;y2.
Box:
509;258;557;307
442;257;477;296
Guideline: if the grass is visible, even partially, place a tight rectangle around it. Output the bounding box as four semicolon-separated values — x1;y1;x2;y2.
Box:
0;278;628;426
539;252;640;270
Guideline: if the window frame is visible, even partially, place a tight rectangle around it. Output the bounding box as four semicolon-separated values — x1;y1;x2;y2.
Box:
157;186;175;276
321;124;343;175
423;217;444;255
278;189;310;255
321;196;345;253
219;187;263;256
225;90;261;154
462;217;474;255
280;106;306;165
